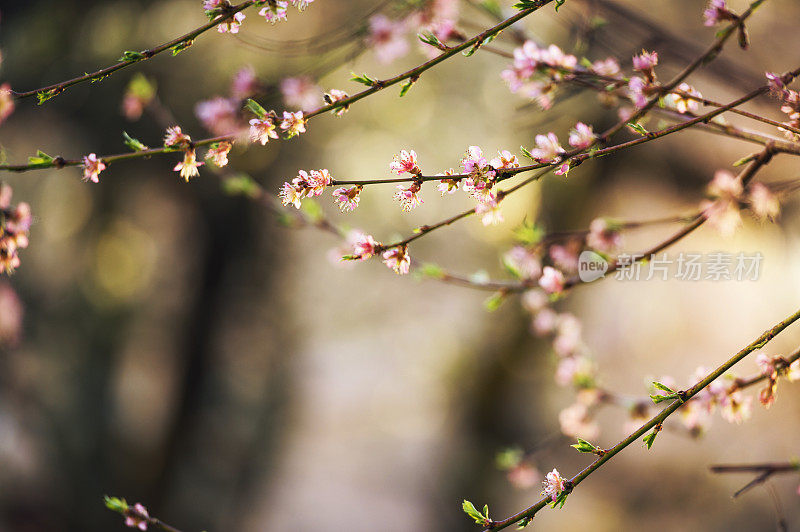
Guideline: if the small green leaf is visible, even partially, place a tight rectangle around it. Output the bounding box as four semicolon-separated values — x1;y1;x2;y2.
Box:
416;262;445;280
643;430;658;449
28;150;54;165
399;79;415;97
418;31;442;49
517;516;533;528
512;219;545;245
550;490;569;509
171;40;193;56
519;146;535;161
119;50;146;62
495;447;524;470
462;500;489;525
571;437;600;454
37;90;58;105
245;98;268;119
627;122;649;136
103;496;128;514
122;132;148;152
733;154;756;167
350;72;378;86
484;291;507;312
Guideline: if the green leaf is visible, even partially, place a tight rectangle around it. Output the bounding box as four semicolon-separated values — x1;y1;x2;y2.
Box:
513;0;543;9
119;50;146;62
245;98;268;119
171;40;193;56
554;0;566;11
519;146;535;161
36;90;58;105
350;72;378;86
643;430;658;449
484;291;507;312
627;122;649;136
416;262;445;280
122;132;148;152
399;79;415;97
517;516;533;529
418;31;442;49
495;447;524;470
103;496;128;514
550;490;569;509
571;437;600;454
512;219;545;245
733;154;756;167
462;500;489;525
27;150;54;165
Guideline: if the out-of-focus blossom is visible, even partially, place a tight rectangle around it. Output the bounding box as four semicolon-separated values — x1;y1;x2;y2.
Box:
81;153;106;184
507;462;540;490
367;15;409;64
701;169;744;237
549;242;580;272
195;96;239;135
704;0;736;26
259;2;288;23
532;308;558;336
787;359;800;382
503;246;541;280
0;84;14;126
382;246;411;275
539;266;565;294
521;289;548;314
720;391;752;424
530;133;563;163
124;503;149;531
559;402;599;440
333;185;363;212
121;74;155;121
475;199;504;226
173;149;203;181
590;58;621;78
586;218;622;253
748;182;780;221
553;313;582;357
628;76;648;108
280;76;322;112
0;282;22;347
568;122;596;149
352;232;378;260
231;67;260;99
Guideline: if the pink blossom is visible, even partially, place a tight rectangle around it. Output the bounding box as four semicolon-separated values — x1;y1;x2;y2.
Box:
205;141;232;167
541;469;566;502
719;391;752;424
81;153;106;183
0;83;14;126
489;150;519;171
521;289;548;314
766;72;788;98
306;169;331;197
532;308;558;336
627;77;648;108
163;126;191;148
748;182;780;221
507;463;540;490
280;76;322;112
539;266;565;294
704;0;735;26
124;503;149;531
367;15;409;64
279;181;303;209
568;122;595;149
231;66;260;99
333;185;363;212
590;58;621;78
382;246;411;275
668;83;702;114
217;12;245;34
324;89;350;116
462;146;490;175
476;200;504;226
0;282;23;347
195;96;239;135
249;117;279;145
701;199;742;238
352;232;378;259
586;218;622;253
394;182;423;211
558;402;599;440
173;149;203;181
786;359;800;382
259;2;288;23
530;133;563;163
436;169;461;195
554;356;594;386
280;111;306;138
632;50;658;81
503;246;541;280
554;314;582;357
540;44;577;70
390;150;420;175
549;243;579;272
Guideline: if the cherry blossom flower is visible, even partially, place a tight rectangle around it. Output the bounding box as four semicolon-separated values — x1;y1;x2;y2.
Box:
462;146;490;175
748;182;780;221
231;66;260;99
390;150;420;175
549;243;580;272
541;469;566;502
173;149;203;181
306;169;331;197
0;282;22;347
554;314;582;357
590;58;621;78
217;12;245;34
280;76;322;111
382;246;411;275
586;218;622;252
292;0;314;11
280;111;307;138
205;141;232;167
351;232;379;259
279;181;303;209
324;89;350;116
333;185;363;212
521;289;548;314
436;169;461;195
0;83;14;125
701;169;744;237
568;122;595;149
367;15;409;64
627;77;649;108
475;193;503;226
766;72;788;98
489;150;519;171
530;133;563;163
507;462;540;490
719;391;752;424
394;182;423;211
554;355;595;387
559;402;600;440
503;246;541;279
259;2;288;23
532;307;558;336
124;503;149;531
540;44;577;71
668;83;702;114
249;117;279;145
539;266;565;294
81;153;106;183
195;96;239;135
632;50;658;82
704;0;736;26
163;126;191;149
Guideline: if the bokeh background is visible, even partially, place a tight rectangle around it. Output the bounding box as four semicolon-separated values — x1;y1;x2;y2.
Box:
1;0;800;530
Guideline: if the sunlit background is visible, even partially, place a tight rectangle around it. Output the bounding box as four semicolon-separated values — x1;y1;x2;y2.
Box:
1;0;800;530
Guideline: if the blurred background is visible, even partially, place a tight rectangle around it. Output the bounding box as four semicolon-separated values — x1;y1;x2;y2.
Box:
1;0;800;530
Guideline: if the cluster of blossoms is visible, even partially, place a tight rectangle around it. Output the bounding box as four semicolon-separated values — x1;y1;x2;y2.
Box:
766;72;800;141
700;169;780;237
195;67;261;136
164;126;204;181
279;168;332;208
366;0;459;63
202;0;314;34
340;231;411;275
0;184;32;274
